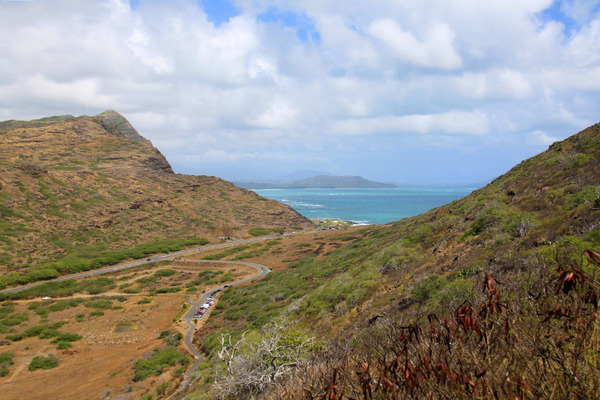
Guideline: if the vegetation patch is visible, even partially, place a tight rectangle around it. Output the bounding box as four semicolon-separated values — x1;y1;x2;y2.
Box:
0;238;209;289
133;347;189;382
50;333;83;349
248;227;273;237
28;354;59;371
0;352;14;377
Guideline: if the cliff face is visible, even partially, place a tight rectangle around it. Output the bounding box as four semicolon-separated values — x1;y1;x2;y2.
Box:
0;111;312;274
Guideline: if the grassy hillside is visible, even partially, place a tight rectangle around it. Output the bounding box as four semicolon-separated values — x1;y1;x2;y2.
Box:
186;123;600;399
0;111;312;288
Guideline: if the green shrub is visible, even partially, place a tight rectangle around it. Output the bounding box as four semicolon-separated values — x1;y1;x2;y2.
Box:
28;355;59;371
248;228;271;237
0;352;14;376
89;311;104;317
133;348;189;381
50;333;82;349
38;328;61;339
80;277;116;295
51;333;82;343
26;268;59;282
54;341;72;349
48;298;84;312
156;287;181;293
154;269;175;278
156;382;170;395
411;275;448;303
85;299;113;309
2;279;79;300
1;312;28;327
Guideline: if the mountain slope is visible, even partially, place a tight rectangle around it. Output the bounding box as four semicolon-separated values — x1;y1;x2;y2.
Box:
0;111;312;286
189;122;600;399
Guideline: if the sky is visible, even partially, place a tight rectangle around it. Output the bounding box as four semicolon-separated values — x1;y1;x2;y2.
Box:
1;0;599;184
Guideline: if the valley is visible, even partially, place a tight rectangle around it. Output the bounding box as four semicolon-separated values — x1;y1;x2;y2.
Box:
1;112;599;399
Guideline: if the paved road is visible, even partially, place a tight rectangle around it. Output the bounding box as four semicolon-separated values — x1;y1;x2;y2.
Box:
0;234;283;294
172;260;271;395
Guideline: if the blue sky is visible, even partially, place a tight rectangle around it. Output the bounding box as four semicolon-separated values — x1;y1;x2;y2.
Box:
1;0;599;184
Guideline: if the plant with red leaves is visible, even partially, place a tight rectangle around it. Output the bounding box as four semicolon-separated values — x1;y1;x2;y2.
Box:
555;267;588;294
454;301;481;337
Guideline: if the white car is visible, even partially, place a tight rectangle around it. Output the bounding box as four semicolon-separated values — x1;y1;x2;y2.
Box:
42;296;51;300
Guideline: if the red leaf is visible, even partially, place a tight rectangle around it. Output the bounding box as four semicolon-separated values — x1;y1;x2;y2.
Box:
585;249;600;267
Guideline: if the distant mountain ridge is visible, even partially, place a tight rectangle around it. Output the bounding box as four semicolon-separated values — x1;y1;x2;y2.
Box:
235;175;398;189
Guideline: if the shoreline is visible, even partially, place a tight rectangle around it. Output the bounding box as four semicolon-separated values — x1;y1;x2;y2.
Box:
312;218;375;229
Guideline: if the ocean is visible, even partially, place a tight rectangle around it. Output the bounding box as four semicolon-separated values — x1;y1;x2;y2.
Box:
253;186;480;225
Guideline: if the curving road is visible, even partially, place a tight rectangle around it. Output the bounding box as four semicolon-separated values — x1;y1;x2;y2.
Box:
0;235;282;295
172;260;271;395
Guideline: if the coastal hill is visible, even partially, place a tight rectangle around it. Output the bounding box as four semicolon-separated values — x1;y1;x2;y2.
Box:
0;111;312;285
234;174;397;189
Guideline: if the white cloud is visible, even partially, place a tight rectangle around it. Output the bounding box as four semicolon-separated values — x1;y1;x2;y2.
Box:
529;130;561;146
367;19;462;69
332;111;490;137
248;99;299;129
0;75;114;108
0;0;598;182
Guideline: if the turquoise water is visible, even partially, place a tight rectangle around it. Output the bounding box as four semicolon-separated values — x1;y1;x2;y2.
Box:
253;186;479;225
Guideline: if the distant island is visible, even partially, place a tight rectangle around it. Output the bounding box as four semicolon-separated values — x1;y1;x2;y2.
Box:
234;175;398;189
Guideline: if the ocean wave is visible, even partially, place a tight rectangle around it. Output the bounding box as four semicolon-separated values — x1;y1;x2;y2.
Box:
282;200;325;208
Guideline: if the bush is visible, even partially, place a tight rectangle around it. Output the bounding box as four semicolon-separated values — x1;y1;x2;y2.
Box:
412;275;448;303
38;328;61;339
28;355;59;371
154;269;175;278
51;333;82;349
85;299;113;309
248;228;271;237
133;347;189;381
1;312;28;327
80;277;116;295
0;352;14;376
51;333;82;343
155;287;181;293
89;311;104;317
